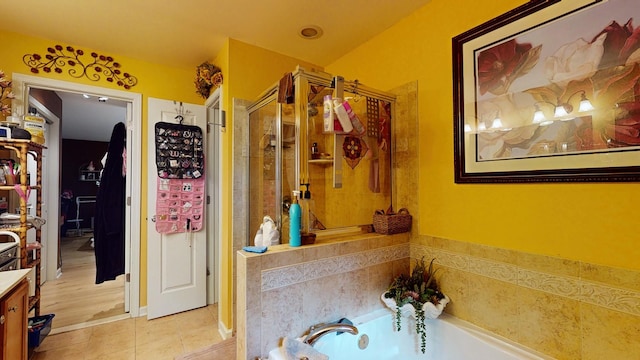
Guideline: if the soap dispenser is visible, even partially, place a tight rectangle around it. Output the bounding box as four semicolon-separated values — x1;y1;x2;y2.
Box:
289;190;301;247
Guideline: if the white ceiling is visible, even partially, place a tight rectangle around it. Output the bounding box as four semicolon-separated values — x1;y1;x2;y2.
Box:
54;92;128;142
5;0;431;142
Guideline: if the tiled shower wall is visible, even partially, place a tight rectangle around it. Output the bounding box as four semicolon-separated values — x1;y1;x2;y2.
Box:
413;236;640;360
236;233;411;359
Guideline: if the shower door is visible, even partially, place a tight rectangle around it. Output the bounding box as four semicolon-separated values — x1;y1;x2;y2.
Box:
248;96;297;245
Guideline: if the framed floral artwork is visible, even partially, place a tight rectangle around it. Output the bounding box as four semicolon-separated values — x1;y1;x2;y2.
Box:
453;0;640;183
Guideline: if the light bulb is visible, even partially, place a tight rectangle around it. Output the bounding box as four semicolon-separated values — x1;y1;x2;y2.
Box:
477;122;486;131
491;118;503;129
578;98;594;112
554;105;569;118
464;124;472;133
533;110;545;124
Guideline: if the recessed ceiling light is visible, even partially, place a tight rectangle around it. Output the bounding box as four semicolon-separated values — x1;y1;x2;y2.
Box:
299;25;323;40
98;97;109;102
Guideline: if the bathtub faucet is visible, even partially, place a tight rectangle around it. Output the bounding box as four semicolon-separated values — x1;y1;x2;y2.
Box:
303;320;359;346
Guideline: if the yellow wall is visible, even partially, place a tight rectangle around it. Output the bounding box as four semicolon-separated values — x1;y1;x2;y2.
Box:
1;29;204;307
326;0;640;270
1;28;322;331
213;38;321;328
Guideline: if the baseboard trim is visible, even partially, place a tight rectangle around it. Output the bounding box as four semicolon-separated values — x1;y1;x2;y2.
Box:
218;320;233;340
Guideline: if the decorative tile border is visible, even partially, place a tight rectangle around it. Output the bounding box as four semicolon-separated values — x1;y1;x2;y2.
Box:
411;243;640;317
261;243;409;292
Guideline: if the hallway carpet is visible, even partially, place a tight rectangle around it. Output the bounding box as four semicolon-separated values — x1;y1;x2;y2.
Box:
175;337;236;360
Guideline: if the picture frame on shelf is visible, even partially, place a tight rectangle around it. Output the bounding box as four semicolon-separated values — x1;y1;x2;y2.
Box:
452;0;640;183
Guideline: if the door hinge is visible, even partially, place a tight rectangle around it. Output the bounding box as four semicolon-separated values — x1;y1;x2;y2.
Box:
125;273;130;282
207;195;211;205
206;267;210;276
127;196;131;206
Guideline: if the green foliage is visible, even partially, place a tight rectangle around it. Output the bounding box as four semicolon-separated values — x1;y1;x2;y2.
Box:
385;257;445;354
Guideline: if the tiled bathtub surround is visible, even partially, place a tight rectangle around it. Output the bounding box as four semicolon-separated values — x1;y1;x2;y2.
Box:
236;233;410;359
413;236;640;360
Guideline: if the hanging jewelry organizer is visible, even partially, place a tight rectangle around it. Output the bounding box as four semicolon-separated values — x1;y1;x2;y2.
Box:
154;102;205;234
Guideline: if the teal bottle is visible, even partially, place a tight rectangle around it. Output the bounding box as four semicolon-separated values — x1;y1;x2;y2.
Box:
289;191;301;247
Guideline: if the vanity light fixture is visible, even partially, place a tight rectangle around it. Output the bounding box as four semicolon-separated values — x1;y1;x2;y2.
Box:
554;104;569;118
532;90;594;124
578;93;595;112
299;25;323;40
490;116;503;129
98;96;109;102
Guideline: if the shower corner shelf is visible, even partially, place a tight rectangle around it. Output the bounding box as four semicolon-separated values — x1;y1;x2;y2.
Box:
308;158;334;166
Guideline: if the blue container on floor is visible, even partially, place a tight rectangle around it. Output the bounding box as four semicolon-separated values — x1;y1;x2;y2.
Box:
28;314;55;348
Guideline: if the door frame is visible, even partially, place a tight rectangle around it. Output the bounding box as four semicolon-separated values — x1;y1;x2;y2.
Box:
11;73;142;317
205;87;222;305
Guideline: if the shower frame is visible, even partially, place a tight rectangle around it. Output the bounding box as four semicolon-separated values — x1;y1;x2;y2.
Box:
246;66;397;241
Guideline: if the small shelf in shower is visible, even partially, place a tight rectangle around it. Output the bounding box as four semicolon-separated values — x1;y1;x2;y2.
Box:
308;159;334;166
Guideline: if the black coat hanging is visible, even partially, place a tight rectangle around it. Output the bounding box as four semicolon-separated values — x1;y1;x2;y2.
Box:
94;122;126;284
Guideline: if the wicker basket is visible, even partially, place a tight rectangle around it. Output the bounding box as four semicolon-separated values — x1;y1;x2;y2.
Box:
373;208;412;235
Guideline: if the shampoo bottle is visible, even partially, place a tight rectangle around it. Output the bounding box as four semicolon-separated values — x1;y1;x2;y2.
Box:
333;99;354;133
323;95;334;133
342;100;365;135
289;190;301;247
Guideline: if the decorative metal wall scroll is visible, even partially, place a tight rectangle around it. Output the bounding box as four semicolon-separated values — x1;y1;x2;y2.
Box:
23;44;138;89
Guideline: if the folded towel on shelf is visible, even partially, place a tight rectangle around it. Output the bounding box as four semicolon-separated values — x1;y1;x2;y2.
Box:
281;337;328;360
253;215;280;247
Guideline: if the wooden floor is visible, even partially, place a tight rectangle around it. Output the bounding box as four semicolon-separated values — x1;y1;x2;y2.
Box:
40;234;125;330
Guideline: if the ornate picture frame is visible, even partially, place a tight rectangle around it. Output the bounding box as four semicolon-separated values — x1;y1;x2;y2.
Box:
453;0;640;183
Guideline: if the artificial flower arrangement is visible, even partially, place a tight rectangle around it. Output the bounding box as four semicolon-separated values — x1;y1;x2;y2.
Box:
382;257;449;353
194;62;223;99
0;70;15;117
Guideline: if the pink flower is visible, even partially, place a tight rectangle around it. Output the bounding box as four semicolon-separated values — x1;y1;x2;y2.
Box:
592;19;640;69
477;39;537;95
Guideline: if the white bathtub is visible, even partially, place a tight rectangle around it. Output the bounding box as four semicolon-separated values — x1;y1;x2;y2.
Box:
269;309;550;360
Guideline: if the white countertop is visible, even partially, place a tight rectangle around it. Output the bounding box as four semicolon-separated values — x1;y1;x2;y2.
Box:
0;269;30;298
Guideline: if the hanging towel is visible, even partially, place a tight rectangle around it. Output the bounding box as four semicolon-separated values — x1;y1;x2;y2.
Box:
369;159;380;193
281;337;328;360
278;72;294;104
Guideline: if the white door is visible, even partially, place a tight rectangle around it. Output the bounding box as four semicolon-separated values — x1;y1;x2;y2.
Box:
147;98;207;319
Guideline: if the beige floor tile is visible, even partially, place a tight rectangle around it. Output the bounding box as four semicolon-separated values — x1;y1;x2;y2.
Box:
32;344;88;360
173;305;217;333
86;327;136;355
136;337;185;360
136;319;182;346
35;287;221;359
85;347;136;360
36;327;92;352
180;326;224;353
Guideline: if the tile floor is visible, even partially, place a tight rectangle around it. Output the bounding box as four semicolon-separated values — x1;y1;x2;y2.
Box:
31;304;223;360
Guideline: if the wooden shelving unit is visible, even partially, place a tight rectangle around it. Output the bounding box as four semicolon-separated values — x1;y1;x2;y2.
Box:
0;139;44;315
